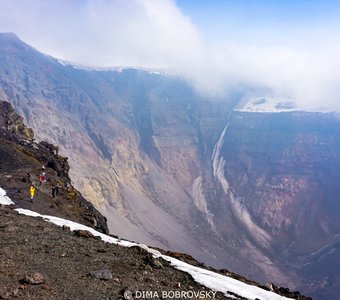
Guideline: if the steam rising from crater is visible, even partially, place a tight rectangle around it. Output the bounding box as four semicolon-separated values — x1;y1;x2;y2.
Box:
1;0;340;110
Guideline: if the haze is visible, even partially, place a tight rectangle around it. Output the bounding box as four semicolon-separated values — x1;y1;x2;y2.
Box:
1;0;340;110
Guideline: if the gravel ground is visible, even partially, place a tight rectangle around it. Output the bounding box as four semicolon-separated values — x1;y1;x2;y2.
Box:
0;207;232;300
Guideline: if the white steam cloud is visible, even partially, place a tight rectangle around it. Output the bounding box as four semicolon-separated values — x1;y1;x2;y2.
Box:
0;0;340;110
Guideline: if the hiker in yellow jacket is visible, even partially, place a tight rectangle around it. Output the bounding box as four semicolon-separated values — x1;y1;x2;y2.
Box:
29;185;35;203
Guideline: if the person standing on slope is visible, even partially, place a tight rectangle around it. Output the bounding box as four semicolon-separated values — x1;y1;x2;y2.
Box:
39;174;43;186
29;184;35;203
51;185;56;198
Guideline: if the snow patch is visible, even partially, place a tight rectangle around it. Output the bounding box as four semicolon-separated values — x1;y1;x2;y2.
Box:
235;96;335;113
229;193;271;249
0;188;14;205
235;96;296;113
57;59;67;66
192;176;215;229
308;234;340;263
212;124;229;191
211;119;271;248
15;208;136;247
55;60;173;76
154;255;294;300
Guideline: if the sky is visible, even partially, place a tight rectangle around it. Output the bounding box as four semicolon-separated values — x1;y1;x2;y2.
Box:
1;0;340;110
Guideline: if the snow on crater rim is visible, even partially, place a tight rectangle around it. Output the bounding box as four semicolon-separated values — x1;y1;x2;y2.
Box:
235;96;297;113
235;96;335;113
56;59;173;76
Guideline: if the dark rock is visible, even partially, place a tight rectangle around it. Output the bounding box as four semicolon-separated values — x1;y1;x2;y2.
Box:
74;229;94;238
39;141;58;155
0;101;33;140
97;248;107;253
47;159;62;173
143;255;164;269
77;196;109;234
89;269;113;281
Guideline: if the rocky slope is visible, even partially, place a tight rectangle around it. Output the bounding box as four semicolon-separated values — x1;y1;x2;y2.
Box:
1;205;313;300
0;101;311;300
1;32;337;299
0;32;238;269
212;111;340;299
0;206;229;300
0;100;108;233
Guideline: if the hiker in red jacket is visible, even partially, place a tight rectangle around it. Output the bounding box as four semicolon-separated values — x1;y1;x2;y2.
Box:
39;174;43;186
